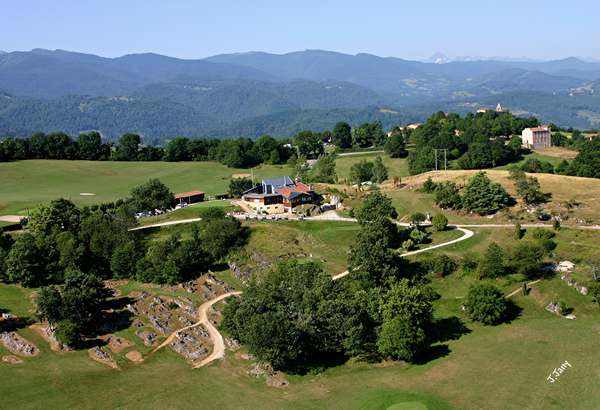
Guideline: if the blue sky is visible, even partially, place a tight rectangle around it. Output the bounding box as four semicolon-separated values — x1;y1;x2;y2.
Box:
1;0;598;60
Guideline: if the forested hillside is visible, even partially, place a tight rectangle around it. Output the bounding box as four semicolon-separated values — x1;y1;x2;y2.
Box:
1;49;600;139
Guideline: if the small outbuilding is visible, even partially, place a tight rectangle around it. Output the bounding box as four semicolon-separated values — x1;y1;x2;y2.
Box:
174;190;205;205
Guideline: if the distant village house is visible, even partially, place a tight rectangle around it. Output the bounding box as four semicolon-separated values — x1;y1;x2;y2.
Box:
521;126;552;150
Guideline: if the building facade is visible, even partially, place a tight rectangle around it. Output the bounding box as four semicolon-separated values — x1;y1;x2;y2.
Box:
522;126;552;150
242;176;317;213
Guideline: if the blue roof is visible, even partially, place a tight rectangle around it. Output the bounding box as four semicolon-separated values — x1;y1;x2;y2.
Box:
262;176;294;189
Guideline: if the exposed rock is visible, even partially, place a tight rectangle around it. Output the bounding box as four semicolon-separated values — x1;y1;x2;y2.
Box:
148;314;172;335
136;330;158;347
248;362;289;388
0;332;39;357
30;323;71;352
88;346;118;369
170;326;210;361
103;335;134;353
224;337;241;352
132;319;145;329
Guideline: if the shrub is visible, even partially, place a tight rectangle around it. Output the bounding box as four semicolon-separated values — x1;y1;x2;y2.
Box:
421;177;437;193
434;181;461;209
431;214;448;231
426;254;457;277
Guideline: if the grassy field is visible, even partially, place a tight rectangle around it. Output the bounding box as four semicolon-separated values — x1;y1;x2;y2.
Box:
335;152;410;182
381;170;600;224
0;160;293;215
2;226;600;409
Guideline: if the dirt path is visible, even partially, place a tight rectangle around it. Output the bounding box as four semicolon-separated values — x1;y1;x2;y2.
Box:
151;291;242;368
505;279;542;298
191;291;242;368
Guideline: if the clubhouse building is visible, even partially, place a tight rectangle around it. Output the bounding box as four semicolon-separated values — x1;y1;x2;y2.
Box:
242;176;317;214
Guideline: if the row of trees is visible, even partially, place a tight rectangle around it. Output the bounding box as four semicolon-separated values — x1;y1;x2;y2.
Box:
0;132;295;168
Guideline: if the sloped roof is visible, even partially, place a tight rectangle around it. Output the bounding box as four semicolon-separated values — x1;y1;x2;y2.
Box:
275;182;313;199
174;190;204;199
262;176;294;188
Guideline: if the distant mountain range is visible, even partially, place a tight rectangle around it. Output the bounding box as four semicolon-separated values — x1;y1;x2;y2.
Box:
1;48;600;140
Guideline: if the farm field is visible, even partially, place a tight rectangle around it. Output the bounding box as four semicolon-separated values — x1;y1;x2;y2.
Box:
0;160;293;215
2;225;600;409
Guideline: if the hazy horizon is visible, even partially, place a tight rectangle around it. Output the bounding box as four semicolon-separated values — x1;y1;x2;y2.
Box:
1;47;599;64
1;0;599;61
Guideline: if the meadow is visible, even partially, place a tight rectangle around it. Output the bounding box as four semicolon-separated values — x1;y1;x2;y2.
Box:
2;224;600;409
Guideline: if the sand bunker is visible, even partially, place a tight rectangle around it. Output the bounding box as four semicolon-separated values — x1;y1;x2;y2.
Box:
79;192;96;196
2;355;23;364
125;350;144;363
0;215;22;223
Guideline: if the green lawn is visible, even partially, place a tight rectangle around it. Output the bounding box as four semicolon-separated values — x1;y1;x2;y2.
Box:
0;160;293;215
496;152;565;169
335;153;409;182
136;200;238;227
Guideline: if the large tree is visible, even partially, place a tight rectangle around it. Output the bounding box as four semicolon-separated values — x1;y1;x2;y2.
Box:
129;179;175;212
113;133;141;161
332;122;352;148
295;131;324;159
461;172;512;215
377;279;436;361
222;260;367;370
465;283;508;325
384;127;408;158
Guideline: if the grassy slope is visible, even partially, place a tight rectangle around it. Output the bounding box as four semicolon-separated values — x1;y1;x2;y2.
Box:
335;153;409;182
0;160;293;215
2;226;600;409
382;170;600;224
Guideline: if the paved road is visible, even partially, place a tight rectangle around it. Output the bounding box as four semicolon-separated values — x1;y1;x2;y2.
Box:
331;227;474;280
336;150;385;157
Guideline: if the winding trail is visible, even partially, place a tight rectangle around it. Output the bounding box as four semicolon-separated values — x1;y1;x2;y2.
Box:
151;291;242;367
151;226;474;368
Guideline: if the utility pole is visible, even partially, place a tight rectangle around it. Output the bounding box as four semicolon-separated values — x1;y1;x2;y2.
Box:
433;149;448;172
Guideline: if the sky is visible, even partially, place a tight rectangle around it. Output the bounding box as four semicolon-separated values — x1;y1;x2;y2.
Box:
1;0;599;61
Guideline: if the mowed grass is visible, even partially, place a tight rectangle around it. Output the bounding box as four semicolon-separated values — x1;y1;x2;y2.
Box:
2;227;600;408
0;160;293;215
335;153;409;182
136;200;237;227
